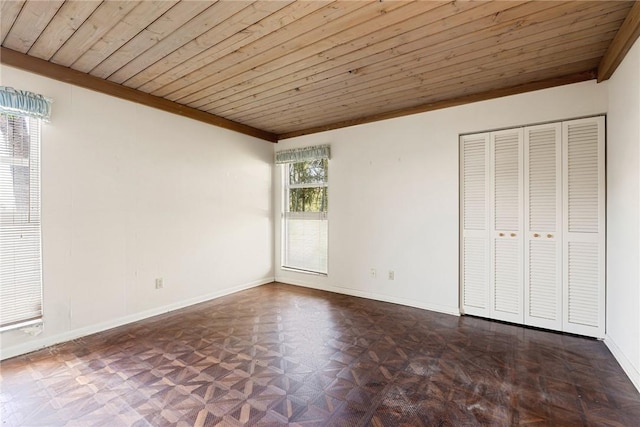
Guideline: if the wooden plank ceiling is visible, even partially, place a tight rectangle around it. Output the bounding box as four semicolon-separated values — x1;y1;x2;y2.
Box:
0;0;638;142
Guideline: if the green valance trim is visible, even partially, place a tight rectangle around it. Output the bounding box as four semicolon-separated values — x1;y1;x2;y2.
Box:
275;144;330;164
0;86;52;121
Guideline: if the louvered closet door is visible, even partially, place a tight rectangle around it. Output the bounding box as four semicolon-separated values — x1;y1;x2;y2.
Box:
524;124;562;330
490;129;524;323
563;117;605;338
460;133;490;317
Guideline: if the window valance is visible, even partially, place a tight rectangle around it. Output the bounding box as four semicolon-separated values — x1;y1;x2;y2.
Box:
0;86;52;121
275;144;330;164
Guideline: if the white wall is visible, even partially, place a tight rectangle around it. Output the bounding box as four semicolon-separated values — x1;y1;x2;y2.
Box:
606;37;640;391
275;81;608;316
0;65;274;359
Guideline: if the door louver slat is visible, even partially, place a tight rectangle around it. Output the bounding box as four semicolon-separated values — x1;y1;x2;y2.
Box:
567;242;599;327
463;237;486;309
528;128;557;231
463;136;486;231
493;133;520;232
494;239;520;314
567;122;599;233
528;240;558;320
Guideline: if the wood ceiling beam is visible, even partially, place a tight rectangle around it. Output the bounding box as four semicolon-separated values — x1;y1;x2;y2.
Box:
0;47;278;143
598;0;640;82
277;70;597;140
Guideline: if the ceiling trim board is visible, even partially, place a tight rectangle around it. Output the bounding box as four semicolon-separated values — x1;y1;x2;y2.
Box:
0;47;278;143
598;0;640;82
277;70;597;140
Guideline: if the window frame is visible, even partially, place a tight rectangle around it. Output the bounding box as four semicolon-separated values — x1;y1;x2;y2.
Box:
281;159;329;275
0;112;44;332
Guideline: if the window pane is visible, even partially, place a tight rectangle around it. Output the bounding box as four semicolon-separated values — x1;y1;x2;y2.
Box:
0;113;43;329
284;217;328;273
289;187;327;212
289;158;327;185
283;158;329;274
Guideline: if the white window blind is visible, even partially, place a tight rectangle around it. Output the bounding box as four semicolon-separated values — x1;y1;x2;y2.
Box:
282;157;328;274
0;113;43;330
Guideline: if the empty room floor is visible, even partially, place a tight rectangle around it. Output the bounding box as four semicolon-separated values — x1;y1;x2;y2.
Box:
1;282;639;426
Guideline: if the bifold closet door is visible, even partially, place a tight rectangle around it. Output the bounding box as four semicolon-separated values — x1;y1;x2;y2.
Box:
460;133;490;317
489;129;524;324
524;124;562;330
563;117;605;338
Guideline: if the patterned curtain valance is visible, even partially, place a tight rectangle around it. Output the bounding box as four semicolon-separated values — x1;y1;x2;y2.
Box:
275;144;330;164
0;86;52;121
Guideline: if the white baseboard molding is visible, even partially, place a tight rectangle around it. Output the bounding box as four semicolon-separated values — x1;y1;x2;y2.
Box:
605;335;640;393
275;276;460;317
0;277;274;361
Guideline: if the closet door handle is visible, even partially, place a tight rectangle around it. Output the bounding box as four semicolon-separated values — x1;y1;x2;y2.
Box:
499;233;505;237
547;234;553;238
510;233;516;237
533;233;540;238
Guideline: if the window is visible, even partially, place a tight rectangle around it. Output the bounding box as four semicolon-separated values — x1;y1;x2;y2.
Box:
0;87;49;331
277;145;330;274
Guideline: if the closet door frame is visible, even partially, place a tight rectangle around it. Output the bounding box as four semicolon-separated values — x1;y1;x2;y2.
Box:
459;116;605;339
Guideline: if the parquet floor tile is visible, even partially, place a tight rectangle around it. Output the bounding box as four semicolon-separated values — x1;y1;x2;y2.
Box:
1;282;639;426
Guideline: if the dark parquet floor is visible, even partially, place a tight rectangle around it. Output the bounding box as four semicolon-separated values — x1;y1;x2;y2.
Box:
1;282;639;426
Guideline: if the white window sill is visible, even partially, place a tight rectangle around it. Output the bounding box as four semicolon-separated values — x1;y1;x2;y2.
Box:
280;266;328;277
0;318;43;333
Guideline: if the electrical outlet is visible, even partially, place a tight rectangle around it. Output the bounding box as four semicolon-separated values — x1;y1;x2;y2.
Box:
155;278;164;289
370;268;376;278
388;270;395;280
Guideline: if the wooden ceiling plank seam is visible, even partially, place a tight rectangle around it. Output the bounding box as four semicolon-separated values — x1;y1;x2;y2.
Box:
286;60;600;132
28;0;101;61
88;1;213;79
271;59;597;134
252;41;609;129
271;59;601;134
276;69;597;140
209;0;624;114
196;0;616;113
108;1;253;85
172;1;471;107
417;60;600;108
206;1;622;115
156;1;384;102
179;0;455;109
136;0;330;94
0;0;26;45
253;49;606;131
212;2;625;120
0;47;277;143
123;0;293;90
264;56;603;133
228;21;621;123
49;1;139;67
231;28;618;125
197;0;556;112
2;0;65;54
598;0;640;81
193;2;493;112
156;0;374;101
71;0;179;74
237;25;615;122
